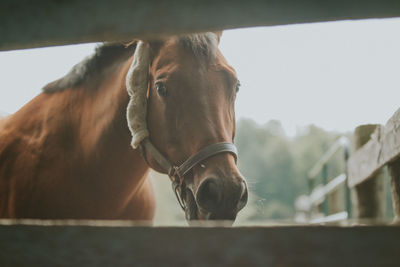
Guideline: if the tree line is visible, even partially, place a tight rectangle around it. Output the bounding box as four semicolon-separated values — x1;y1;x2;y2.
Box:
152;118;393;224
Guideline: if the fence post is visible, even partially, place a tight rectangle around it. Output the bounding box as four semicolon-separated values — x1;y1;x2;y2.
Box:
344;146;352;218
388;159;400;221
353;124;385;220
322;164;329;215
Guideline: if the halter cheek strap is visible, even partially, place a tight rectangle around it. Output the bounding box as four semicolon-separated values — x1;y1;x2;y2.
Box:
139;138;238;210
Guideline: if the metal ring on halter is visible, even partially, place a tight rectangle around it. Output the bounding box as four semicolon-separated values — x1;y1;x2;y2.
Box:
172;179;186;210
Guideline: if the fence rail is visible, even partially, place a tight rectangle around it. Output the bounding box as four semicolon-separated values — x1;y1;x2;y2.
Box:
1;0;400;51
348;108;400;187
296;136;350;223
308;137;350;179
347;109;400;220
1;220;400;266
309;174;347;206
298;107;400;223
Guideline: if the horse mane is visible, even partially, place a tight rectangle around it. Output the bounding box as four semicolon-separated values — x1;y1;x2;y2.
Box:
42;33;218;93
42;42;137;93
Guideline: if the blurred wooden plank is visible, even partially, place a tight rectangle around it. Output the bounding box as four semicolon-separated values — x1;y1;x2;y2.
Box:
389;158;400;219
308;137;349;179
0;221;400;266
1;0;400;51
310;211;348;223
310;174;346;205
348;108;400;187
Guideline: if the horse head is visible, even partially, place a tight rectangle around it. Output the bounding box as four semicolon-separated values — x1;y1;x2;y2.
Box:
126;32;248;223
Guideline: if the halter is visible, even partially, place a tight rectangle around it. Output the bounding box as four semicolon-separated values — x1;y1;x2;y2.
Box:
139;138;238;210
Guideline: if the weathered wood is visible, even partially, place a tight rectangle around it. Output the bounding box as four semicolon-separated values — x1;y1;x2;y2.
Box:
352;125;386;219
1;0;400;51
0;221;400;266
389;158;400;220
348;108;400;187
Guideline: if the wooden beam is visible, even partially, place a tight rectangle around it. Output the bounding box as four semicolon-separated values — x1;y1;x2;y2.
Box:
348;108;400;187
352;125;386;219
310;211;348;223
308;137;349;179
309;174;347;206
0;220;400;266
389;158;400;220
1;0;400;51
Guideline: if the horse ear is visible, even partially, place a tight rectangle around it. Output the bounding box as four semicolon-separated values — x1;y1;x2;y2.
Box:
213;31;223;44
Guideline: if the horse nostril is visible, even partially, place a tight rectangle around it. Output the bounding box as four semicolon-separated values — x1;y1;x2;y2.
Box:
196;178;222;212
237;180;248;211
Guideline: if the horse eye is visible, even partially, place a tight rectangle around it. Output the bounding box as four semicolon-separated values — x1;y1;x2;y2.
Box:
155;82;168;97
235;81;241;93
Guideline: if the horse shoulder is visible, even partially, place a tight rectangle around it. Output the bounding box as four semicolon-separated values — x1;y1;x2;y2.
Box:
118;174;156;221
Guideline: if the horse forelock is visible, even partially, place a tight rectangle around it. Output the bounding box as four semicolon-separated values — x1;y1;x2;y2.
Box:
178;32;218;62
42;43;136;93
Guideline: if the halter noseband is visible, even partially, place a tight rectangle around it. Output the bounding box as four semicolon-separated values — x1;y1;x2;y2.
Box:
139;138;238;210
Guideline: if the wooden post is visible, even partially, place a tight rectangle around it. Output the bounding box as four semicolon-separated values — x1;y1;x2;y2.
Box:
388;158;400;221
344;146;352;218
322;164;329;215
353;125;386;219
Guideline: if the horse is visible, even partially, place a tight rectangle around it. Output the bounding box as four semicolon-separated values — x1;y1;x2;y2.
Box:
0;32;248;223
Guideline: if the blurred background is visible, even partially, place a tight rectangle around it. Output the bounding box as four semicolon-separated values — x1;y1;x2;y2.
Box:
1;18;400;225
152;120;394;225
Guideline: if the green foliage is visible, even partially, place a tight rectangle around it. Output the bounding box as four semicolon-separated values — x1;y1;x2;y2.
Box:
235;118;348;220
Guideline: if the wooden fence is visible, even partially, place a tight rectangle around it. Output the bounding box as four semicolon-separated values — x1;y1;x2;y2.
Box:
296;108;400;223
1;0;400;50
295;136;350;223
2;0;400;266
1;220;400;266
348;109;400;220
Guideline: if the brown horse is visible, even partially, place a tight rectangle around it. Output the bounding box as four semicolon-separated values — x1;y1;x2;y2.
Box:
0;32;248;222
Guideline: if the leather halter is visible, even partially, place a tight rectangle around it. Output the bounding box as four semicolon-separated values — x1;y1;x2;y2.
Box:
139;138;238;210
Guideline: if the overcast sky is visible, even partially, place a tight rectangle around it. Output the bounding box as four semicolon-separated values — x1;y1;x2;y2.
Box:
1;18;399;136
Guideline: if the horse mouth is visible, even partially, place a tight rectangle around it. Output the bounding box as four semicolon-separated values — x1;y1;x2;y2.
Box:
184;188;199;221
183;187;236;225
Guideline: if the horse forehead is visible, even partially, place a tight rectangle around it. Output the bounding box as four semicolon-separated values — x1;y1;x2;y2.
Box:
155;38;221;67
154;45;202;69
153;42;236;87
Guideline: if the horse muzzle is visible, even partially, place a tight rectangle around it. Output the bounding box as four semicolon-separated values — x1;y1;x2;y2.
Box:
184;175;248;223
139;139;248;223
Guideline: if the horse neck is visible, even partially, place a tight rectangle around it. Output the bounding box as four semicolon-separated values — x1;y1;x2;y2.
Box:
76;58;133;152
76;56;149;169
0;54;153;219
39;55;149;181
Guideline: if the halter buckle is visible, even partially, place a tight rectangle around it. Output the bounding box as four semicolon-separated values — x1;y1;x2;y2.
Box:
169;166;186;210
168;166;179;178
172;179;186;210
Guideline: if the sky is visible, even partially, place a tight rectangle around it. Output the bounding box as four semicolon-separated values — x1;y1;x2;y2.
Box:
1;18;400;136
